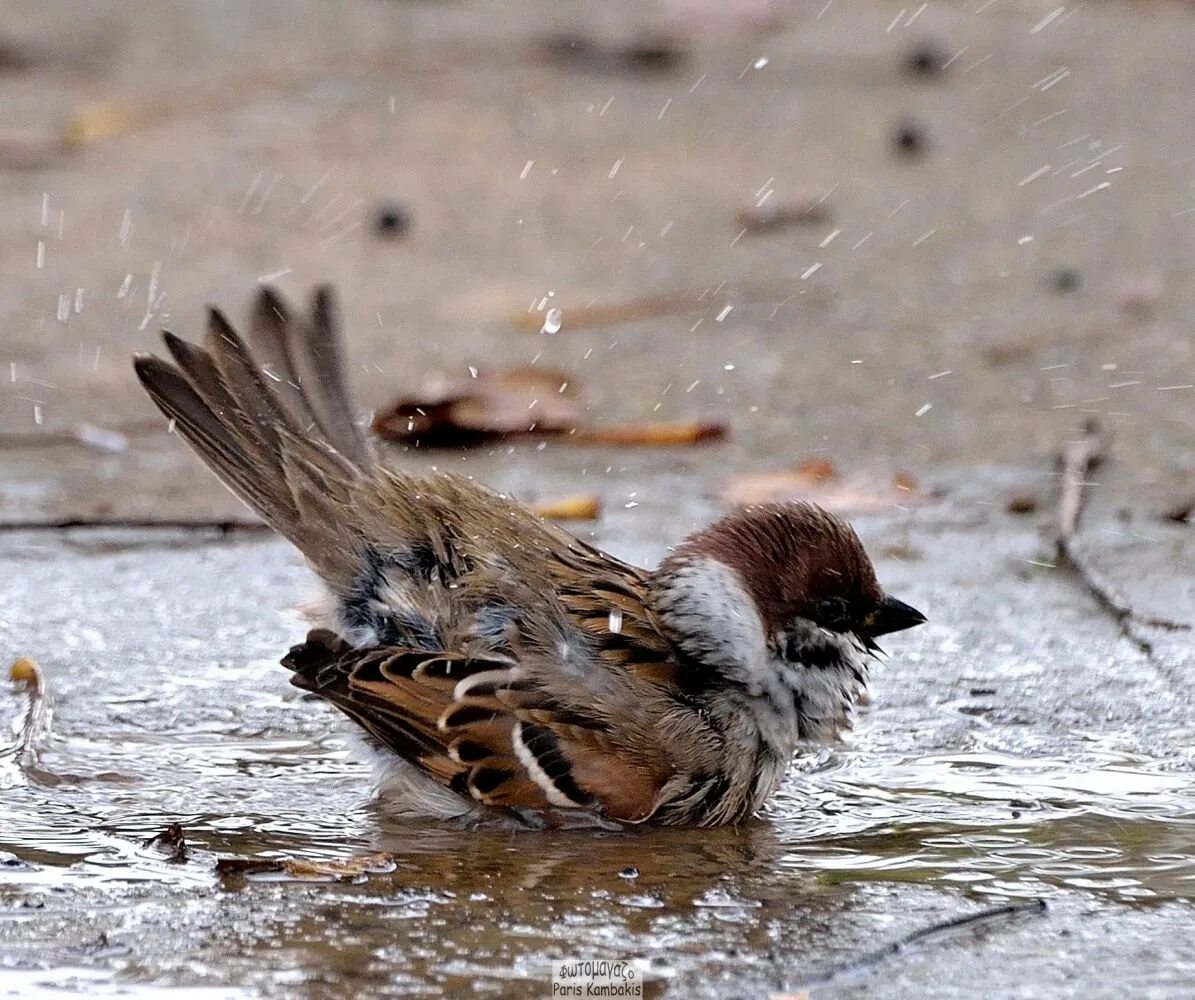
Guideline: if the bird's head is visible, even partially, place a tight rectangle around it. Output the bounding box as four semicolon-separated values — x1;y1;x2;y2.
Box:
650;502;925;743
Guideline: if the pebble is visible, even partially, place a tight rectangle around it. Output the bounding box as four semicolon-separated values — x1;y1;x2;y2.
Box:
904;42;948;79
1049;268;1081;294
893;119;928;157
373;202;411;240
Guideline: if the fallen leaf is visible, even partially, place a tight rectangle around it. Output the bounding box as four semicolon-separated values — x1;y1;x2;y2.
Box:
373;367;726;449
1006;494;1038;515
538;33;687;75
723;462;934;514
531;495;602;521
373;366;581;446
216;852;396;882
571;421;727;446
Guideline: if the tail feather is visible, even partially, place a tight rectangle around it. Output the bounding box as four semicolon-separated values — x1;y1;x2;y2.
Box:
304;287;368;465
279;286;367;466
133;286;372;585
133;354;294;526
204;308;297;462
161;330;278;477
247;286;322;432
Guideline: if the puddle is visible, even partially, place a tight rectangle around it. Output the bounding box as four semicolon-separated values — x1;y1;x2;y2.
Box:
2;480;1194;997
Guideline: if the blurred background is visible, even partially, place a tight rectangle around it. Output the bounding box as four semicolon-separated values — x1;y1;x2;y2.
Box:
2;2;1194;998
3;0;1193;527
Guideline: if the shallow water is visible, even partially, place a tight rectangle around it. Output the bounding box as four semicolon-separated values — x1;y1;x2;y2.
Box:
2;480;1194;997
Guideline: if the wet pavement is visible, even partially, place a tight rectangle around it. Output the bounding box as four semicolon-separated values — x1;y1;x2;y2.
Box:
3;0;1195;997
3;470;1193;997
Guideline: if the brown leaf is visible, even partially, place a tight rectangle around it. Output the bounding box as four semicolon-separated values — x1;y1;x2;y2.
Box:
571;421;727;446
531;495;602;521
538;33;687;75
723;463;933;514
216;852;396;882
795;457;836;483
373;367;727;449
373;366;582;446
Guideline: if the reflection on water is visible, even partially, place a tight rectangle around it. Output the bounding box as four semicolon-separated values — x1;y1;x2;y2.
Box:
2;526;1194;996
769;749;1195;902
4;730;1191;902
3;707;1193;996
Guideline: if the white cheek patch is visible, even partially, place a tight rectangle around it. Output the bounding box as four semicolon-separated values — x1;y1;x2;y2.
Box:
653;555;768;670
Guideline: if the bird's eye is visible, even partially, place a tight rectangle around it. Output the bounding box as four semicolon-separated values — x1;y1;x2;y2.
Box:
813;597;852;630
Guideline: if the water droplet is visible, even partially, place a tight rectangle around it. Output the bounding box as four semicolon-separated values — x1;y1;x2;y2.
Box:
608;608;623;634
540;307;563;335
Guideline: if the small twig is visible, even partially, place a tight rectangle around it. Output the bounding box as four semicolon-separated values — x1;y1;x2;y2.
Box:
5;658;52;772
1051;419;1189;656
0;517;271;535
1054;419;1106;547
790;899;1047;991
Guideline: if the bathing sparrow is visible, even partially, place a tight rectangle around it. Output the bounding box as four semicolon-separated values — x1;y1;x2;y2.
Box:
133;287;924;827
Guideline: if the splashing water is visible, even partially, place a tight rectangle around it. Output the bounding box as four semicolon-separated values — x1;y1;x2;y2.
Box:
540;307;563;335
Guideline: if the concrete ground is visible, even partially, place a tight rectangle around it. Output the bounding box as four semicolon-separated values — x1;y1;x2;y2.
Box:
1;1;1193;997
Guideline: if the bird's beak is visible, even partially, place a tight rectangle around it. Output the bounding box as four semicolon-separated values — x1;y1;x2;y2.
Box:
863;594;926;637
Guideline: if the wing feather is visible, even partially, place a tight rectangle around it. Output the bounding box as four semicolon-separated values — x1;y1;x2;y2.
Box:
281;618;674;822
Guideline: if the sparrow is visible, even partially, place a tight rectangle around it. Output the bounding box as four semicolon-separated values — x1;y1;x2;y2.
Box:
132;286;925;828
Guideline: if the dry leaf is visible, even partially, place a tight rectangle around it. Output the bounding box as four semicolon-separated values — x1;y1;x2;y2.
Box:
531;495;602;521
538;33;686;75
723;462;932;514
571;421;727;446
373;367;726;449
216;852;396;882
373;366;581;446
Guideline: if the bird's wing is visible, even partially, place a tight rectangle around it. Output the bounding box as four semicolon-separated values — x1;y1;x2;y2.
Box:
284;570;687;824
547;540;681;688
